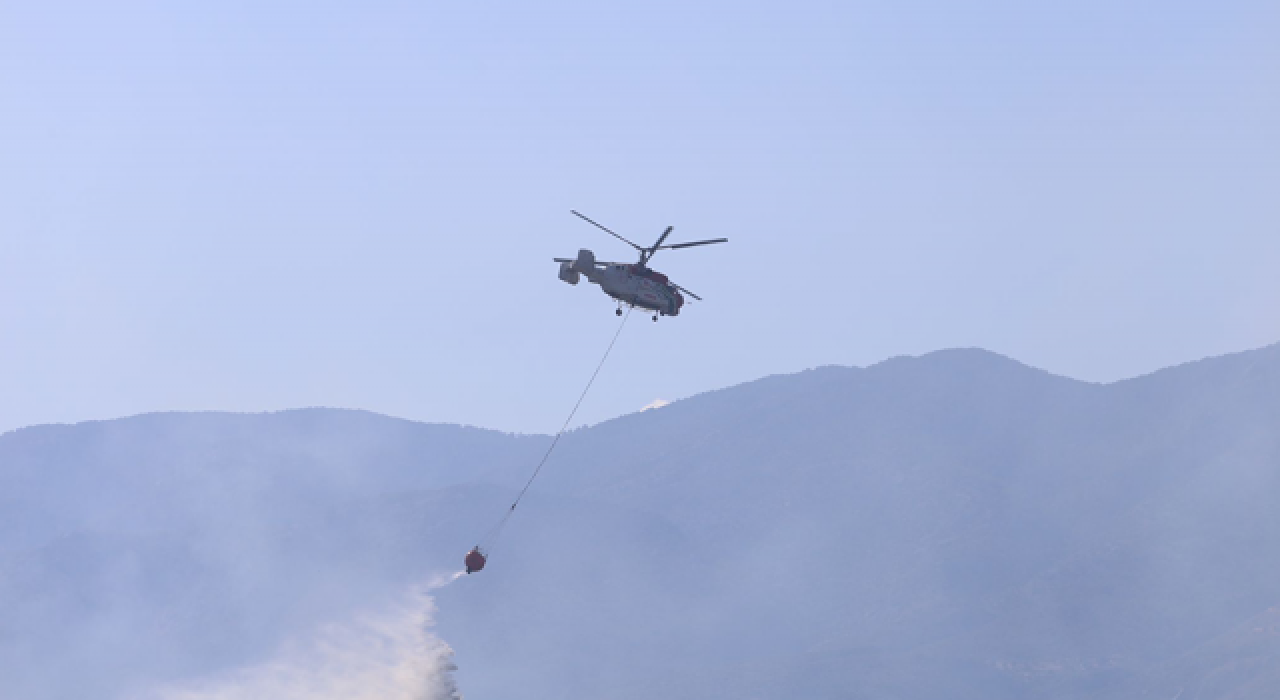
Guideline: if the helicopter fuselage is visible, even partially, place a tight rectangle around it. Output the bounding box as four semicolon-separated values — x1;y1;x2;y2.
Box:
559;250;684;316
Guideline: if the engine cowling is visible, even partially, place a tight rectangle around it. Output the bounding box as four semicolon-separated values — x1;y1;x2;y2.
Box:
558;261;580;285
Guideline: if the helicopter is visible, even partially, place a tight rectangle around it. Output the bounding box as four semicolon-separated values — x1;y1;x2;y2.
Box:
555;211;728;321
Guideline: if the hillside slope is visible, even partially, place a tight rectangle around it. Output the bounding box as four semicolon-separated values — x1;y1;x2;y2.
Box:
2;344;1279;698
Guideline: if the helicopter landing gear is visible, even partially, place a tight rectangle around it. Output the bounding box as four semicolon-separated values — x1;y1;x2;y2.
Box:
652;314;659;322
615;308;623;316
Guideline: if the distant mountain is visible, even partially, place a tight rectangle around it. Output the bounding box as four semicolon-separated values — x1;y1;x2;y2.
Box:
2;344;1279;699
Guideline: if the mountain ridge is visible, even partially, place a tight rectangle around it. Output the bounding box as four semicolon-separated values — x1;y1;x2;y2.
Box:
10;340;1279;442
3;341;1279;698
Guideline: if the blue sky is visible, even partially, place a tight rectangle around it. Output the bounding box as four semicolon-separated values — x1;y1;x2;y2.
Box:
2;0;1277;434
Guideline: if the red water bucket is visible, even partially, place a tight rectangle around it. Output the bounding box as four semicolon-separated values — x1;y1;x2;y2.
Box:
465;547;486;574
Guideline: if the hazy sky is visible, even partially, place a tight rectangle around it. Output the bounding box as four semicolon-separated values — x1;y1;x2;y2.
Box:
2;0;1277;435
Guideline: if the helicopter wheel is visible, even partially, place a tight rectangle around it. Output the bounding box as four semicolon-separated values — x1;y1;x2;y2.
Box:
652;315;658;322
615;308;623;316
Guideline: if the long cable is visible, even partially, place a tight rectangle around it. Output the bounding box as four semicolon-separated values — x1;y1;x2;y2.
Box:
478;307;632;548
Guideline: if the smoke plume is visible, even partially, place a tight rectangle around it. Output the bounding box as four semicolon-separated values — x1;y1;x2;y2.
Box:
147;576;465;700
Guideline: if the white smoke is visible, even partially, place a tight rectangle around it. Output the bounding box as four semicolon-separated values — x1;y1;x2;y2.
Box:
146;574;466;700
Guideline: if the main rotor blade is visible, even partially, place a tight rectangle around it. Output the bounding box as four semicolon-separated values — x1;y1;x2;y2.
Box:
652;226;674;250
570;210;644;251
657;238;729;250
673;284;703;301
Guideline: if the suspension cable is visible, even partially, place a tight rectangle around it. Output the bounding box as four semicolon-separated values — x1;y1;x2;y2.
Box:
478;308;632;548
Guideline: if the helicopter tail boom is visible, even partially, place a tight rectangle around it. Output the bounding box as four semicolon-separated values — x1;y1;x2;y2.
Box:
557;249;605;286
